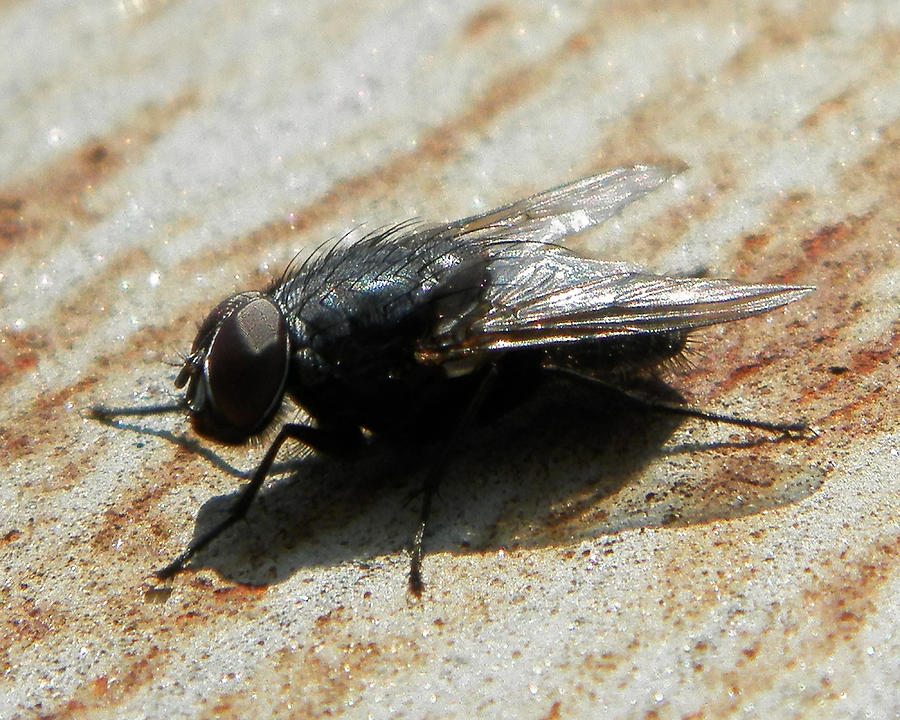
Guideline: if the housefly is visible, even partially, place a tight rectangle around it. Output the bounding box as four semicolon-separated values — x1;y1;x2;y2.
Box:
91;164;813;594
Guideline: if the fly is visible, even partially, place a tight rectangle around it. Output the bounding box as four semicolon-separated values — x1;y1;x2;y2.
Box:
91;164;813;595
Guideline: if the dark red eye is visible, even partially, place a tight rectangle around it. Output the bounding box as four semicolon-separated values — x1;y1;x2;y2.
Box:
179;293;290;441
205;296;290;435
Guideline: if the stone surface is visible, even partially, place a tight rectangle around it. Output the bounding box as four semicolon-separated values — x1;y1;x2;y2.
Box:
2;2;898;718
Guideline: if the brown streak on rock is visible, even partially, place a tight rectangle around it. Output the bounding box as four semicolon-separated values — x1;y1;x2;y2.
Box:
460;4;510;42
0;88;198;258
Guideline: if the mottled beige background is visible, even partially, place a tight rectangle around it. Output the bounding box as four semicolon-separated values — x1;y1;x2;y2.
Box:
1;1;898;718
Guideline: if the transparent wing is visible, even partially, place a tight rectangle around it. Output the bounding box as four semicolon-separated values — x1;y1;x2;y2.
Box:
420;252;813;361
429;163;684;248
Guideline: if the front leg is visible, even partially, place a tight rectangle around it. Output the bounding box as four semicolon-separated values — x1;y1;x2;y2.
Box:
156;422;362;580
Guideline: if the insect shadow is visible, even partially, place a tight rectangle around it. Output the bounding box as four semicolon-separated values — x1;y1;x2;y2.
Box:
125;378;816;587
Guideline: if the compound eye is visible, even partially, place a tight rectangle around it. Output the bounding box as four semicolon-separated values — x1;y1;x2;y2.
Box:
205;297;289;435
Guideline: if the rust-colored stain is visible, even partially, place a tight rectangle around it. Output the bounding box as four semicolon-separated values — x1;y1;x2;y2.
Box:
460;4;510;41
814;327;899;430
723;2;838;76
741;232;770;252
1;374;96;460
2;319;172;462
800;221;854;260
1;529;22;544
203;634;423;718
0;427;32;455
0;195;26;247
32;376;99;417
801;89;855;129
49;648;172;720
1;593;73;672
212;583;269;602
88;472;174;555
0;326;45;383
540;699;563;720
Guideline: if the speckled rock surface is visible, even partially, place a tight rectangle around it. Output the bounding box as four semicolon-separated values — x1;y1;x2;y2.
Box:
2;2;898;718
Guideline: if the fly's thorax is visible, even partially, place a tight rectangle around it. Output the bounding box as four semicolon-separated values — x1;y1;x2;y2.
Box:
175;291;291;443
288;343;335;388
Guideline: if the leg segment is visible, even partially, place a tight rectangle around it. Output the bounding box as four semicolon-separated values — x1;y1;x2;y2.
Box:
408;365;498;596
550;366;811;436
156;422;360;579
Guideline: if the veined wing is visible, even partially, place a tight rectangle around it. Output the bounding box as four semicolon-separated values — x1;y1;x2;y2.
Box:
430;164;683;249
420;252;813;361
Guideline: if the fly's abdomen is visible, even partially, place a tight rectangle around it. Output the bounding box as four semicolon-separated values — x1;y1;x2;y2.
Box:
544;330;689;377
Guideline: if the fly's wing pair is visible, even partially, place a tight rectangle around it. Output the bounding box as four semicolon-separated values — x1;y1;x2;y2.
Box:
416;164;813;362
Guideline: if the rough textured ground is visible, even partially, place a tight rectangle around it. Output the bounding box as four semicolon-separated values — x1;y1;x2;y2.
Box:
2;2;898;718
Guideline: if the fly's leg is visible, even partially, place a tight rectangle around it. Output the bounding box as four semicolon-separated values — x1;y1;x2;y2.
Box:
408;480;434;596
408;365;499;596
550;367;813;436
624;398;811;434
156;423;361;580
88;401;185;419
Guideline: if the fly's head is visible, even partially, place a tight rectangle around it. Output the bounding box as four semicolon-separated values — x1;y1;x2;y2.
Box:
175;292;290;443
